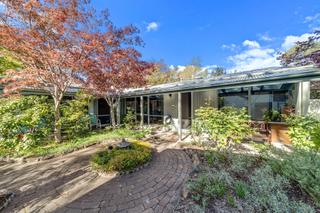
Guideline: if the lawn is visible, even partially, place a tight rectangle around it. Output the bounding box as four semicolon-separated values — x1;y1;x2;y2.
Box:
0;128;148;158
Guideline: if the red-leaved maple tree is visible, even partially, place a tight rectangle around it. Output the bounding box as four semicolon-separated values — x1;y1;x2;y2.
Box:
0;0;113;142
85;27;153;127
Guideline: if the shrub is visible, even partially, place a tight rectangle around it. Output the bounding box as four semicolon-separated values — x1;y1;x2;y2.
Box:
192;107;253;150
123;108;137;129
286;114;320;151
0;96;53;150
90;140;152;172
61;92;91;139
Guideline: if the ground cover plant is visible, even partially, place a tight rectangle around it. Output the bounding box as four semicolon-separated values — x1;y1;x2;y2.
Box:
178;148;319;213
90;140;152;172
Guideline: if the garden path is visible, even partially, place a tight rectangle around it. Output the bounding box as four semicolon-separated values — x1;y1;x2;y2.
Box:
0;135;192;213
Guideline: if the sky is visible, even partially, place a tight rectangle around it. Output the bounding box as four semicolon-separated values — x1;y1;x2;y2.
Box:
92;0;320;72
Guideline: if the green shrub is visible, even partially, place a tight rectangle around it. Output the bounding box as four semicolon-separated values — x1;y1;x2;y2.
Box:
123;108;136;129
0;96;53;150
90;140;152;172
286;115;320;151
192;107;253;150
61;92;91;139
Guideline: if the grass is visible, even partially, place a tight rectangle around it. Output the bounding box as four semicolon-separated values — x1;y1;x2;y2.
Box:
0;128;149;158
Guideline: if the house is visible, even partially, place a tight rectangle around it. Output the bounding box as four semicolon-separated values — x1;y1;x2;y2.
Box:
2;65;320;143
89;65;320;143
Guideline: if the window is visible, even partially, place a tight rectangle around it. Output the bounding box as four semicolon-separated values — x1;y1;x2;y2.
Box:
250;83;296;121
218;87;248;109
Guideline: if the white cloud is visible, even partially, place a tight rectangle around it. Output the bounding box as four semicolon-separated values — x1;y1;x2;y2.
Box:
304;13;320;30
258;33;273;41
169;65;186;72
146;22;159;32
221;44;237;51
228;40;280;72
281;33;313;50
305;13;320;22
242;40;260;49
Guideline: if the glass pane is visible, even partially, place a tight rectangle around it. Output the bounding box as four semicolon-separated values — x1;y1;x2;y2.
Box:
143;97;148;114
125;98;135;113
250;83;296;121
149;95;164;116
218;87;248;109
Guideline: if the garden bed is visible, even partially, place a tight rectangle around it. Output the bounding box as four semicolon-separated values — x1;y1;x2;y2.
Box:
176;147;319;212
90;140;152;174
0;128;148;162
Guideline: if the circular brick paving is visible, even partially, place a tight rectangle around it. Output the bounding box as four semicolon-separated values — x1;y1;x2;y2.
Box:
56;149;192;213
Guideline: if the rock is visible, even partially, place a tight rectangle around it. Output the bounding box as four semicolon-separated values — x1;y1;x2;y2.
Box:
181;185;190;200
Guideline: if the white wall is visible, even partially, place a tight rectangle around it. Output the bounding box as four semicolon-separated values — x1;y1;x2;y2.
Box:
297;82;311;116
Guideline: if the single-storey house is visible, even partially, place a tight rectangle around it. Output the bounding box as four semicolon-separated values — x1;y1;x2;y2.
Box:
1;65;320;143
89;65;320;143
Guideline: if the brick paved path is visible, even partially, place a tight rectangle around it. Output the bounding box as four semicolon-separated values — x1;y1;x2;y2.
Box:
1;143;192;213
57;149;192;213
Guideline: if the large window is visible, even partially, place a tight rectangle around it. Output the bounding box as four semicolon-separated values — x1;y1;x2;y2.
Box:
218;87;248;109
250;83;296;121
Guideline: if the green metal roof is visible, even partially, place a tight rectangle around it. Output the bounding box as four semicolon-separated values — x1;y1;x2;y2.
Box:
124;65;320;96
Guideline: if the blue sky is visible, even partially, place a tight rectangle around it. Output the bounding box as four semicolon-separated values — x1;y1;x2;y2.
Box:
92;0;320;71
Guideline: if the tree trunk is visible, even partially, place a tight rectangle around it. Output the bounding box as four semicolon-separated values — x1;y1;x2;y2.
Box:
53;97;62;143
110;102;116;128
106;97;117;128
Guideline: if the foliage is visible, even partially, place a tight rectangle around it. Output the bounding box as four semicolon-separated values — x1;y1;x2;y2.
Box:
146;61;176;85
263;148;320;207
0;96;53;150
245;165;314;212
61;92;91;139
286;114;320;150
279;31;320;67
263;109;282;122
90;140;152;172
0;128;147;158
192;107;253;149
123;108;137;129
234;181;249;199
187;172;229;206
187;149;316;212
0;0;152;140
0;53;22;76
